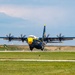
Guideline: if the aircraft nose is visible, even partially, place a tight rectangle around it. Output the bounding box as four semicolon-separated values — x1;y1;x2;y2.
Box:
27;38;33;44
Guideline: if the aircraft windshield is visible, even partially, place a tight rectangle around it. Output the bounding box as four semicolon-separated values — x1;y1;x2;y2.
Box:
28;35;38;39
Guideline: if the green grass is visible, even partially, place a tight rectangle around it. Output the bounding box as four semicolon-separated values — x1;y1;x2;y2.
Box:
0;61;75;75
0;52;75;75
0;52;74;60
0;45;20;50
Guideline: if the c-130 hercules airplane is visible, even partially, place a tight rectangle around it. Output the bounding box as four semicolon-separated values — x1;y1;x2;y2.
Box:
0;25;75;51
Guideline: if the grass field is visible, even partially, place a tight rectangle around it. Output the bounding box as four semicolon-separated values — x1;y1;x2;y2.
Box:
0;52;75;75
0;61;75;75
0;52;75;60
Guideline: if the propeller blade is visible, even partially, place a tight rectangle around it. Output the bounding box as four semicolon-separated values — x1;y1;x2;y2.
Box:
59;33;62;37
20;34;26;42
23;35;26;37
6;33;13;41
9;33;11;37
57;33;64;42
47;34;50;38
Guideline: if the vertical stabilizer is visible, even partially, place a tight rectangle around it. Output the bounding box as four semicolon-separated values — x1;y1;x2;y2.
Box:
42;24;46;39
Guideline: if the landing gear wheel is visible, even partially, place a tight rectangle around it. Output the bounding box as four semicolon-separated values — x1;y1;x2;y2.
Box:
41;46;44;51
30;46;33;51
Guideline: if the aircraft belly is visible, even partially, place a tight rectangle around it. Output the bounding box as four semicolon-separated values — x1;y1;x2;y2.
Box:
34;42;42;49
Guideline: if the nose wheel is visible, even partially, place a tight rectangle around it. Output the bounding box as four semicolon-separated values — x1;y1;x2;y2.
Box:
29;45;34;51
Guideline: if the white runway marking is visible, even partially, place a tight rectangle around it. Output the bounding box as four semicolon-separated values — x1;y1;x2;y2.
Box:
0;59;75;62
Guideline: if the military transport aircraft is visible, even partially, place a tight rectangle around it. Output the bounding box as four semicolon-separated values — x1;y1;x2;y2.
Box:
0;25;75;51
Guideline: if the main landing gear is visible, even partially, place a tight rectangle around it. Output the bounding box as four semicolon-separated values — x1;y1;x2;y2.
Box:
29;44;45;51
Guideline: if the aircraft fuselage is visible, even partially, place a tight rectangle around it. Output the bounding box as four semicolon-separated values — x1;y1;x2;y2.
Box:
28;39;45;51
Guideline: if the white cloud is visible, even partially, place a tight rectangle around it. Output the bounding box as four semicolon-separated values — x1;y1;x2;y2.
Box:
0;5;73;26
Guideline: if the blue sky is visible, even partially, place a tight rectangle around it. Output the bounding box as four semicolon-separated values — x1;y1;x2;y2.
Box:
0;0;75;45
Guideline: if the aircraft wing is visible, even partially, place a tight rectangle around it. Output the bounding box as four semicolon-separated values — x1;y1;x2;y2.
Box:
44;37;75;43
0;36;27;42
0;35;75;43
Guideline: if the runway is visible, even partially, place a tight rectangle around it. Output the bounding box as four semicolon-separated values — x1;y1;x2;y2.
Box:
0;50;75;52
0;59;75;62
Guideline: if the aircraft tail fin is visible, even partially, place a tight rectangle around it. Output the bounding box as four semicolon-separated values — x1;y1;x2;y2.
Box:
42;24;46;39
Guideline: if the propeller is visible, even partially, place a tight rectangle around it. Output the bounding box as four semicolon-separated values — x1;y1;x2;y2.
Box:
57;33;64;42
20;34;26;42
6;33;13;41
47;34;50;38
46;34;50;42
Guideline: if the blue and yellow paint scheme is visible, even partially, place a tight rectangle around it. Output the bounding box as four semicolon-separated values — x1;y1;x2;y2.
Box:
27;35;38;44
27;37;33;44
1;25;75;51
